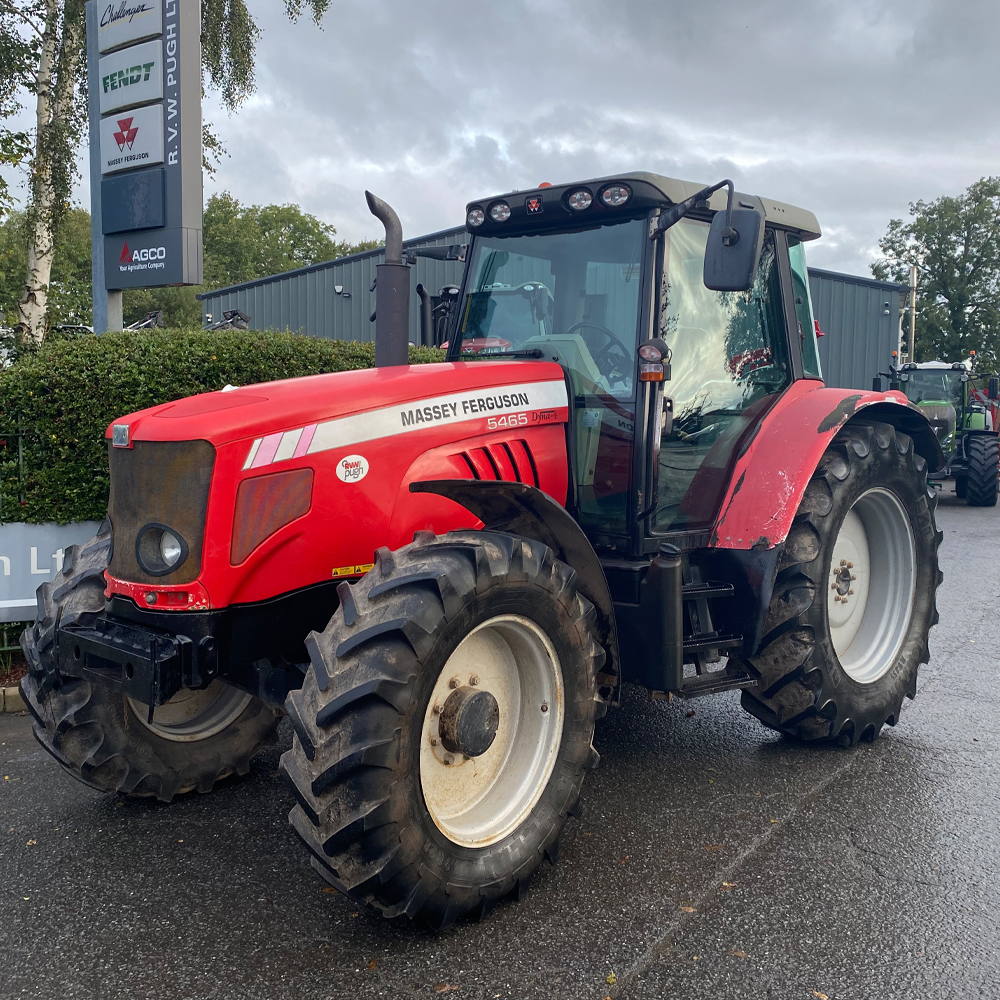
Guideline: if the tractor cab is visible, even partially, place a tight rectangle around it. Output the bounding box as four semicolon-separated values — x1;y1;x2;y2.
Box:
448;173;824;552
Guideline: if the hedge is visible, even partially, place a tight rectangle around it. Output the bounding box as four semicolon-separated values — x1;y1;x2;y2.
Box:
0;329;443;524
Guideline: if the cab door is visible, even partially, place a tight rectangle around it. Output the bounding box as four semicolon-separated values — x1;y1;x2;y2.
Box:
644;219;793;542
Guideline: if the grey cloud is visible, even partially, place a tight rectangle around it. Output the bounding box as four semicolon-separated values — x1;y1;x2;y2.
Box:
150;1;1000;274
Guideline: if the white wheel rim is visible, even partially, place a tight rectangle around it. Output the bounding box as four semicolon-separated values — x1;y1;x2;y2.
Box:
827;488;916;684
419;614;564;848
128;680;252;742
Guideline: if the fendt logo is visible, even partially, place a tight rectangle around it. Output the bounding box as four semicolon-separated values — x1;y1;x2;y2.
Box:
118;242;167;271
112;117;138;152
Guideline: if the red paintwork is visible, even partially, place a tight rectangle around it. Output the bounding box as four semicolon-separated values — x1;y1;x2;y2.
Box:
709;381;912;549
104;362;569;609
103;356;916;612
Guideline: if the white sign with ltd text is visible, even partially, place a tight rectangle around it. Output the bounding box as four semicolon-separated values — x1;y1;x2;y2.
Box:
98;0;162;53
98;38;163;114
0;522;104;623
99;103;164;173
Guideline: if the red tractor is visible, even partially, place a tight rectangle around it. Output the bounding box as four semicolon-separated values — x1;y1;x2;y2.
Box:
22;173;943;928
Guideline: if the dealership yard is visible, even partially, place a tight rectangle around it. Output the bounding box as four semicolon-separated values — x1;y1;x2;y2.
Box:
1;487;996;1000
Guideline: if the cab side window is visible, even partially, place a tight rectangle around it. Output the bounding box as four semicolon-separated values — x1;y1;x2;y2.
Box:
653;221;790;532
788;237;822;379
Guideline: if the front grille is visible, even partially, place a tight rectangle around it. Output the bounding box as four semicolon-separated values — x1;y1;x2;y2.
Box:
107;440;216;585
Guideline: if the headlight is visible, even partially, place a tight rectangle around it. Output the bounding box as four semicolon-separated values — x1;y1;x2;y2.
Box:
135;523;188;576
159;530;183;567
467;207;485;227
489;201;511;222
600;183;632;207
567;189;593;211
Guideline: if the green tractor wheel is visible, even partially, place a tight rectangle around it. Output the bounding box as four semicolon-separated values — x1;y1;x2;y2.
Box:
965;434;999;507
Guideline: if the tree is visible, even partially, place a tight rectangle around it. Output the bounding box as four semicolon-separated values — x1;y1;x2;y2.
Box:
0;205;92;327
201;192;379;289
872;177;1000;367
0;0;334;344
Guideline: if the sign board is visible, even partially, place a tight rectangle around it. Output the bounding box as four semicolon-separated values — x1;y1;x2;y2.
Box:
97;1;163;52
98;39;163;113
0;522;104;623
99;102;164;173
87;0;202;295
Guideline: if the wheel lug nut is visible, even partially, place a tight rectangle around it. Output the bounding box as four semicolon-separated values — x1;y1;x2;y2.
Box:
469;674;479;686
848;589;854;595
840;559;847;566
443;754;454;765
429;736;439;746
846;561;853;569
432;703;442;715
541;704;549;713
831;584;838;591
448;677;460;689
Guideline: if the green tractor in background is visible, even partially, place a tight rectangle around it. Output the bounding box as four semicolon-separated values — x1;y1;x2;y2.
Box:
883;356;1000;506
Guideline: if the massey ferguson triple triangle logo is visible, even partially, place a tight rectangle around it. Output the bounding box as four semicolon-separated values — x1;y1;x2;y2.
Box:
112;117;138;151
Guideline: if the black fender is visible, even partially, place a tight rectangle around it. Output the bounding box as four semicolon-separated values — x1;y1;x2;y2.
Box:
410;480;620;686
847;402;946;473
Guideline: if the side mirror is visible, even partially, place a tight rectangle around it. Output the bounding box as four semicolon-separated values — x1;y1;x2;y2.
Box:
989;376;999;400
703;208;765;292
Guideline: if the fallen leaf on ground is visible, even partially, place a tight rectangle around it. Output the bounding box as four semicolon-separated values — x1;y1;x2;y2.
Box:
618;856;629;864
25;840;36;846
685;710;695;717
721;882;738;890
322;887;337;894
725;950;749;958
680;906;696;913
367;960;377;970
770;819;779;824
606;972;617;985
812;992;829;999
704;844;724;851
434;985;460;994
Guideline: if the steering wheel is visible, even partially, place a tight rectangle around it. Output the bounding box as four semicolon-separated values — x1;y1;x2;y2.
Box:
565;321;632;379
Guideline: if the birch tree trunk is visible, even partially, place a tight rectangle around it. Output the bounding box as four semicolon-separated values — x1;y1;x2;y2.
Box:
16;0;84;346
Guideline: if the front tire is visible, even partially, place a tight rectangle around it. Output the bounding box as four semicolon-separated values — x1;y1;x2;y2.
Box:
965;434;998;507
20;527;280;801
281;530;605;928
738;420;941;745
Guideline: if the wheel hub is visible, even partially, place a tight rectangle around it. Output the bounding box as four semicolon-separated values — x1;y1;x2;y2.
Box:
827;488;916;684
419;615;564;848
439;686;500;757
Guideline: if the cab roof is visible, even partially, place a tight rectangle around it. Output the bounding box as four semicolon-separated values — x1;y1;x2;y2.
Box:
467;170;821;241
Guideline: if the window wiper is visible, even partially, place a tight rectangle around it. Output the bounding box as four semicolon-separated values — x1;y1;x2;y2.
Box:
461;348;547;359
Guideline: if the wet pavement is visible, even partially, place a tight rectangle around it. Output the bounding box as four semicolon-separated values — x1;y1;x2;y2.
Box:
1;489;996;1000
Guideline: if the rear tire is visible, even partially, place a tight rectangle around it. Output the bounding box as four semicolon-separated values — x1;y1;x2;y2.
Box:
20;526;279;801
281;530;605;928
965;434;998;507
738;420;941;746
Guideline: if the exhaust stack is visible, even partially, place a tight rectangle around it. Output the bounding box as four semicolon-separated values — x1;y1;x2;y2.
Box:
366;191;410;367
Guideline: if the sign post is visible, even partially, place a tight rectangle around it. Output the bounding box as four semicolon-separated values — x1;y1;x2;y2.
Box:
87;0;202;331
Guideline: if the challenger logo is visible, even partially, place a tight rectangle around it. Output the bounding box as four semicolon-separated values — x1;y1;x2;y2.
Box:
112;117;138;151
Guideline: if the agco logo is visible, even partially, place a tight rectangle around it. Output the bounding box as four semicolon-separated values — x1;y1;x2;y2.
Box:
119;241;166;265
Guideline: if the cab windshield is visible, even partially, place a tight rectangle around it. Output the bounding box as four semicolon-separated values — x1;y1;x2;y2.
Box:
903;369;964;408
454;217;646;400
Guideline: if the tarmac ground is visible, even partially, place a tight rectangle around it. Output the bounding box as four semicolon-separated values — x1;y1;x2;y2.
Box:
1;487;996;1000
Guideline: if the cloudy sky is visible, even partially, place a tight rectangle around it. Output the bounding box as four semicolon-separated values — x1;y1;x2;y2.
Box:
9;0;1000;276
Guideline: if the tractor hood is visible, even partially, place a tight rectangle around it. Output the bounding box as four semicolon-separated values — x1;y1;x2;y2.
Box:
106;360;567;449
